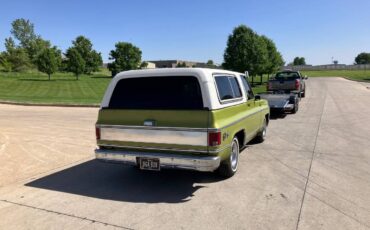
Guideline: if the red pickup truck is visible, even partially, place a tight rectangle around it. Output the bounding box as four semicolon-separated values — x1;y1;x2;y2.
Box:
267;70;307;97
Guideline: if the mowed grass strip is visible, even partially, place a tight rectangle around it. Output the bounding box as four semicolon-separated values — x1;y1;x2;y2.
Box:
1;69;368;106
0;70;270;105
301;70;370;81
0;71;111;105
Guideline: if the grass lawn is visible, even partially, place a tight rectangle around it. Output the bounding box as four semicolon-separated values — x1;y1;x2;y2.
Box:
301;70;370;82
0;69;367;106
0;70;270;105
0;70;111;105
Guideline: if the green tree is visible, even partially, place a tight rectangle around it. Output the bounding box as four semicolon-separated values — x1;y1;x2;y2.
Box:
293;57;306;65
1;37;30;72
254;36;269;77
140;61;149;68
223;25;268;76
5;37;16;51
27;37;51;64
11;18;37;49
260;35;284;75
65;48;85;80
176;62;187;67
206;59;216;68
9;18;51;68
36;47;61;80
70;36;103;74
88;50;103;72
354;52;370;64
0;53;11;72
108;42;142;76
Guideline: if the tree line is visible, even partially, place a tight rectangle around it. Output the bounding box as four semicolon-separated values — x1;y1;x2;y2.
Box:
0;20;287;81
0;19;145;80
2;19;370;81
0;19;105;80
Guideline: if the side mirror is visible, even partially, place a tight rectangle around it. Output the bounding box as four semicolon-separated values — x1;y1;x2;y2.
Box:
255;95;261;101
244;71;249;79
304;75;308;80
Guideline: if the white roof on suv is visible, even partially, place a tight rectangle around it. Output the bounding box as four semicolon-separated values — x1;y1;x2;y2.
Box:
100;68;249;110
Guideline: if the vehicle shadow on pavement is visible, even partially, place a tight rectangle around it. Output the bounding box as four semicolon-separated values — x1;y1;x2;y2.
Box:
25;159;224;204
269;112;287;120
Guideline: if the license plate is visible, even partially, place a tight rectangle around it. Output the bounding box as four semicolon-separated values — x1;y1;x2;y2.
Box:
139;158;160;171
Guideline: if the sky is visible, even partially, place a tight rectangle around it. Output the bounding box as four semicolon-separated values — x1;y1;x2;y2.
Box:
0;0;369;65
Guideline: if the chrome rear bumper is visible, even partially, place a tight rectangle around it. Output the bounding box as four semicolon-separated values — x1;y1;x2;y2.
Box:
284;103;295;111
95;148;221;172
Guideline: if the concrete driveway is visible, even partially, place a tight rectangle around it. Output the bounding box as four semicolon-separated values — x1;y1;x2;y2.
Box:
0;77;369;230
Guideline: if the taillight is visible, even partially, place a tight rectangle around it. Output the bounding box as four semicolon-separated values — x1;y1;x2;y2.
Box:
295;79;300;90
267;82;272;91
208;132;221;146
95;127;101;140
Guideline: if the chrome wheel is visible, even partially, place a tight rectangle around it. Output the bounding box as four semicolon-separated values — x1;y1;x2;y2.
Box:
255;118;267;143
218;137;240;177
230;138;239;172
262;121;267;138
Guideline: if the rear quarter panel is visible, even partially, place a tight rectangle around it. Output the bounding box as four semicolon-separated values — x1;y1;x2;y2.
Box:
208;100;269;161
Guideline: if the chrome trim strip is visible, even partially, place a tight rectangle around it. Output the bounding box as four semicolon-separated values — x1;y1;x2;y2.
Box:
221;108;264;130
97;124;217;132
95;149;221;172
284;102;294;111
100;127;208;146
98;144;229;154
220;98;243;105
99;144;208;153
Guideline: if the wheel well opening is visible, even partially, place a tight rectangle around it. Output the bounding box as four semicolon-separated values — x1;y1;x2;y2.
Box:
265;114;270;126
235;130;245;148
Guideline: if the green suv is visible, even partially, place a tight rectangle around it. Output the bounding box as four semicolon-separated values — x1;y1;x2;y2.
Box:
95;68;269;177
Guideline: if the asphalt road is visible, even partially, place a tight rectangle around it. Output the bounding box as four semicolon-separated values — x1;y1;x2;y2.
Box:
0;77;369;230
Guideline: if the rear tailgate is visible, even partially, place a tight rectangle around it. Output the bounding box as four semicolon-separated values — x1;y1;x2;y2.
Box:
96;109;209;154
269;79;297;91
96;75;210;155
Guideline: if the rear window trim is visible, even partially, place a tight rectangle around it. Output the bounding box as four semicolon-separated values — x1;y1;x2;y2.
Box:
213;74;243;105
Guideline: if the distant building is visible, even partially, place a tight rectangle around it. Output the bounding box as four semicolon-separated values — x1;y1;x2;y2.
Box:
148;60;206;68
143;62;156;69
102;60;220;70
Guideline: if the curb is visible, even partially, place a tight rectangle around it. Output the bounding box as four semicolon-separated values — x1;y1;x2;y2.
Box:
342;77;370;83
0;100;100;108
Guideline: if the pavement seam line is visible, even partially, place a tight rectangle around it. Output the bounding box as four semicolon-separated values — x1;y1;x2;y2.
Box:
295;90;327;230
306;192;370;228
0;199;134;230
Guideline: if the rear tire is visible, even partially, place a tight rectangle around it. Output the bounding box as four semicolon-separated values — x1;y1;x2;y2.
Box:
218;138;239;178
292;102;299;114
255;118;267;143
301;89;306;98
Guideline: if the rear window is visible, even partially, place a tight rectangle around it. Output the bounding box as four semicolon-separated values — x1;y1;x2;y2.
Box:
275;72;300;80
229;77;242;98
240;76;254;99
108;76;204;109
214;75;242;101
